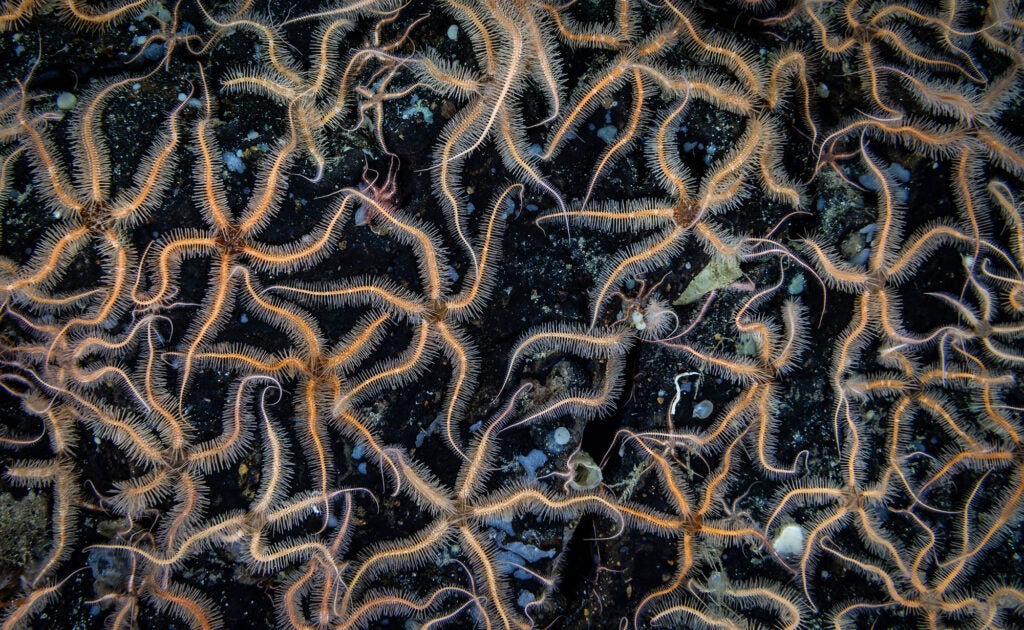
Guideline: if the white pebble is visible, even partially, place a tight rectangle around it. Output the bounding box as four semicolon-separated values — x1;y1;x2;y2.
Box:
773;524;806;556
553;427;571;446
56;92;76;110
692;400;714;420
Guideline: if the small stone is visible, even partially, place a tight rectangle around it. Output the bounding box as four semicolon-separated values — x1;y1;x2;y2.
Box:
787;273;806;296
692;400;714;420
773;523;806;556
596;125;617;143
553;427;571;446
56;92;76;110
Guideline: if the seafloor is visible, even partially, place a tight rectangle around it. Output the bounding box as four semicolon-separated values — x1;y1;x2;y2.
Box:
1;0;1023;628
